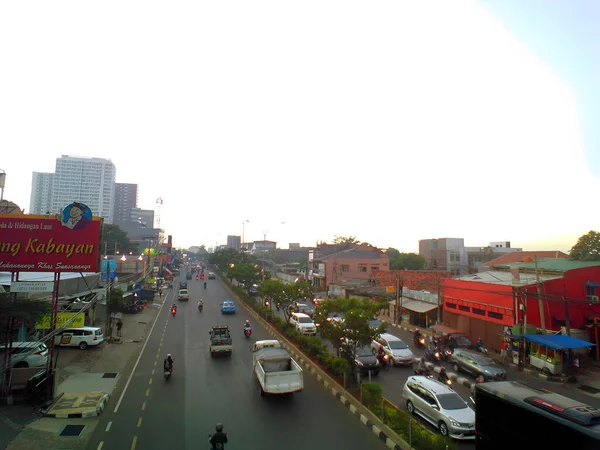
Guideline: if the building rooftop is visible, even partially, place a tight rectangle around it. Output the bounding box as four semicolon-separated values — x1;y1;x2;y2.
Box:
455;270;563;286
499;258;600;273
322;248;385;260
484;251;568;267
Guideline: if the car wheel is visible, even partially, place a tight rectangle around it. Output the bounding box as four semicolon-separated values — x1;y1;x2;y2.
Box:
439;421;449;437
406;401;415;414
15;361;28;368
79;342;88;350
453;363;460;373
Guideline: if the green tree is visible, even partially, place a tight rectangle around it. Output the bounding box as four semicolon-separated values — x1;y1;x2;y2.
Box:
569;230;600;261
314;298;387;368
257;279;302;321
0;293;51;325
102;224;137;254
392;252;428;270
208;249;255;268
228;263;260;286
109;288;126;311
333;236;360;244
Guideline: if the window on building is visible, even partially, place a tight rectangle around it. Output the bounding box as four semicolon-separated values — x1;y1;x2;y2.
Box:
358;266;367;273
340;265;350;273
446;302;457;309
458;305;470;312
585;283;597;297
371;266;380;271
488;311;503;320
473;308;485;316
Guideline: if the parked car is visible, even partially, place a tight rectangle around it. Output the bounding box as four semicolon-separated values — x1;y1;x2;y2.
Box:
0;341;49;368
289;312;317;335
371;333;414;366
340;339;380;375
451;348;506;381
402;376;475;440
208;272;216;280
247;284;259;296
221;300;236;314
54;327;104;350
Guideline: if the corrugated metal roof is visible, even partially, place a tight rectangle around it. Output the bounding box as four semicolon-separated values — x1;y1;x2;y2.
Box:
455;270;562;286
499;258;600;273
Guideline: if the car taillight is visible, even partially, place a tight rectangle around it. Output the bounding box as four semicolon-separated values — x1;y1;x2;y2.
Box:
93;336;97;340
35;351;44;356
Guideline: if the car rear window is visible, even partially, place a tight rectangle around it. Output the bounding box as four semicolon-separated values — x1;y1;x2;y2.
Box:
95;329;103;336
389;340;408;350
437;393;468;410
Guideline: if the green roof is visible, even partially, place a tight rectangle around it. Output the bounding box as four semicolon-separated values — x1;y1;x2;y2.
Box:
501;258;600;273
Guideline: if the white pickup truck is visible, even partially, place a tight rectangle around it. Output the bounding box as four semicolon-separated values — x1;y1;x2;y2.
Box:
252;340;303;396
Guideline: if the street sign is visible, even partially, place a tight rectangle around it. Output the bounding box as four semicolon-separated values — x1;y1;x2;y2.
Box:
11;281;54;293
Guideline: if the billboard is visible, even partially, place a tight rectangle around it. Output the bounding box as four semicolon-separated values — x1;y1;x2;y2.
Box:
0;203;102;273
36;312;85;329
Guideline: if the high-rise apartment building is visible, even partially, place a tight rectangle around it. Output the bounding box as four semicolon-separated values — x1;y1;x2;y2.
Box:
114;183;138;224
130;207;154;229
29;172;54;214
50;155;116;223
227;235;241;251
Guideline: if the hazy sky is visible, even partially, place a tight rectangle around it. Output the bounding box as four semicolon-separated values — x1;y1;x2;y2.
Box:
1;1;598;252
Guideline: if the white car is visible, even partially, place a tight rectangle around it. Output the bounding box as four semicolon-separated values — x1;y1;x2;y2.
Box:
289;312;317;335
0;342;49;368
54;326;104;350
371;333;414;366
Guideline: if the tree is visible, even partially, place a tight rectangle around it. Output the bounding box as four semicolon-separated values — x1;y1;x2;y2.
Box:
569;231;600;261
392;252;427;270
102;224;137;254
0;294;51;326
313;298;387;369
228;263;260;286
333;236;360;244
257;279;306;321
209;249;255;268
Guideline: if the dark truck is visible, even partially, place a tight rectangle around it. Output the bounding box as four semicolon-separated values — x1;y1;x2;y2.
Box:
209;325;232;357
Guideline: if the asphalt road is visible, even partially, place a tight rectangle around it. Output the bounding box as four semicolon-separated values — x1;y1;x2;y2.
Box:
87;274;386;450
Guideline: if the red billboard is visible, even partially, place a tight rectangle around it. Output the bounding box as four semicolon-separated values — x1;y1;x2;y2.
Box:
0;206;102;273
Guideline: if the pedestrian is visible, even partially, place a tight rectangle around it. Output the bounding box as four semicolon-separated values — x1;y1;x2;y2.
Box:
500;338;507;365
116;319;123;337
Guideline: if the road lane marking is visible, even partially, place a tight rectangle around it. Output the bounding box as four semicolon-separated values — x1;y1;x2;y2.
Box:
151;369;155;375
141;402;146;411
149;378;152;385
105;421;112;432
113;295;166;413
131;436;138;450
154;361;157;366
146;389;150;396
97;442;104;450
137;417;142;427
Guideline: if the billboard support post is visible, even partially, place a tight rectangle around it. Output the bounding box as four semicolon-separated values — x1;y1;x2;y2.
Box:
45;271;61;399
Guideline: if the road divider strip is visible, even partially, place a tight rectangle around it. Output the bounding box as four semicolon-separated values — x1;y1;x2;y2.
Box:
234;290;408;450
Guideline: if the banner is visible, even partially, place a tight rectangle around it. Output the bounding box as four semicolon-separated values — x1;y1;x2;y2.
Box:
36;312;85;329
0;204;102;272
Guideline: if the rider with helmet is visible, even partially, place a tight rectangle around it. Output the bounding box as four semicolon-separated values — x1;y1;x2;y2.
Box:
209;423;228;449
164;354;174;372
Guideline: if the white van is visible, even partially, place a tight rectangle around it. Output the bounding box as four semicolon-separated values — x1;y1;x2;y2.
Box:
54;326;104;350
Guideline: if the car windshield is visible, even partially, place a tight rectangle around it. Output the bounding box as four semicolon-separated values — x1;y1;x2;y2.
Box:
389;340;408;350
436;393;468;410
356;346;373;357
298;317;313;324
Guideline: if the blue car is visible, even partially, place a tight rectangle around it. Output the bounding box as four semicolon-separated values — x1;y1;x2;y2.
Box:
221;300;236;314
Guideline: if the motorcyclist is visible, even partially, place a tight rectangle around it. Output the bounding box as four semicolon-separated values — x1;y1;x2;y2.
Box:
204;281;207;289
198;300;204;310
377;344;386;366
209;423;228;449
413;328;423;344
164;354;174;372
243;320;251;332
438;366;450;383
415;357;428;374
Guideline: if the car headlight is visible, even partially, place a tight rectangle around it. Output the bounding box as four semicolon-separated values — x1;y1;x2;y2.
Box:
484;369;491;374
449;418;460;427
356;360;363;366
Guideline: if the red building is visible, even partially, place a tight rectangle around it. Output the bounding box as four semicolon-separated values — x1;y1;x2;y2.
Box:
441;259;600;353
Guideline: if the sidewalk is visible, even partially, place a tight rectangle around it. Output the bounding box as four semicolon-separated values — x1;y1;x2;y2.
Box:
1;295;165;450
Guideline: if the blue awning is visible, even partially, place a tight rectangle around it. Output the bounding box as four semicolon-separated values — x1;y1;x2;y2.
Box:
586;282;600;287
524;334;596;350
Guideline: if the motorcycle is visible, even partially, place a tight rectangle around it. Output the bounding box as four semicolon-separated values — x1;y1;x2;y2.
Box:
438;373;452;385
276;302;281;311
476;340;488;354
243;327;252;339
171;307;177;317
164;365;173;381
441;347;454;361
413;334;426;349
414;367;432;377
204;282;207;289
208;435;225;450
198;304;203;312
424;347;442;363
377;353;390;370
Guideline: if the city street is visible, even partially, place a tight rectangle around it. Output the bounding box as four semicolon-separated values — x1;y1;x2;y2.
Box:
87;274;386;450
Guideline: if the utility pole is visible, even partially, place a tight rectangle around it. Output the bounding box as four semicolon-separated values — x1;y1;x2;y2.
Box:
395;275;402;326
563;284;571;336
534;257;546;331
104;261;112;338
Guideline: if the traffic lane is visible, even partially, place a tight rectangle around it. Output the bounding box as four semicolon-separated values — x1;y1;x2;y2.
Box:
87;286;185;450
181;278;387;450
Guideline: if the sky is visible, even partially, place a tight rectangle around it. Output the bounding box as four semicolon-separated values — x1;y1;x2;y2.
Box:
1;1;598;253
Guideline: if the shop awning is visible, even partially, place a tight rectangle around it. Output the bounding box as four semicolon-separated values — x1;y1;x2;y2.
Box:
164;268;173;276
401;299;438;314
524;334;595;350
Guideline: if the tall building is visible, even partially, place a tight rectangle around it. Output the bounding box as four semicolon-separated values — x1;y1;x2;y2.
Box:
50;156;116;223
227;235;241;251
130;207;154;229
114;183;138;224
29;172;54;214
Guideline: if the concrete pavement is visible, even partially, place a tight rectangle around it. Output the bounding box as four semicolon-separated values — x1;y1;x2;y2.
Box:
85;273;387;450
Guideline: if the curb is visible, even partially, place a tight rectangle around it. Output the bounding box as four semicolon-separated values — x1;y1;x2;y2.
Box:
44;394;110;419
221;279;408;450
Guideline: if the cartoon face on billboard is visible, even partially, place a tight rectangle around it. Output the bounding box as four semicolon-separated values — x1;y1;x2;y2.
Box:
56;202;92;230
